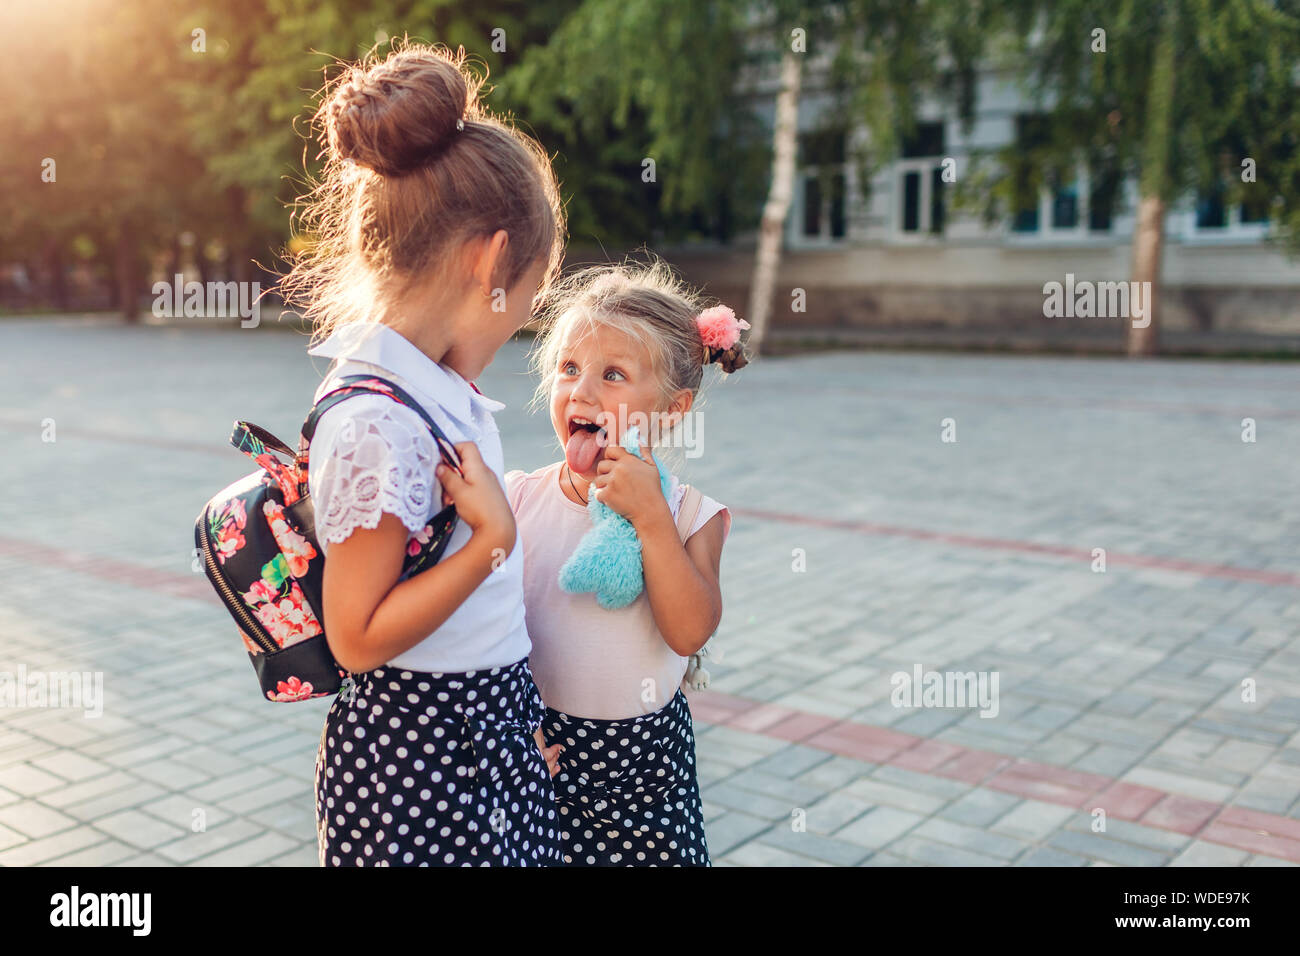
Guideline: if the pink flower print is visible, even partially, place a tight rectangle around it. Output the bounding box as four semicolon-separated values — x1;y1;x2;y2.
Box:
266;676;315;702
263;500;318;578
253;581;322;649
406;523;434;557
284;550;312;578
215;528;245;562
256;453;302;505
210;498;250;564
242;578;277;607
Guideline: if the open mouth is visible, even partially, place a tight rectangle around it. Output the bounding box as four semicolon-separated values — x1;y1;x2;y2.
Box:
565;415;610;475
566;415;608;440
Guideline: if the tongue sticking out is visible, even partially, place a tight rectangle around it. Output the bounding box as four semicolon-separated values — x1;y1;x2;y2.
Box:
565;428;606;475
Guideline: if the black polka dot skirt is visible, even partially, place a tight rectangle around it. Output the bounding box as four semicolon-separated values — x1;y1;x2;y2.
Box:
543;689;710;867
314;658;560;866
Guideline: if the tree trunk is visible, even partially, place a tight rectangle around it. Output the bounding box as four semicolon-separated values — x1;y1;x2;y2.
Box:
115;227;140;323
43;239;68;311
1127;6;1177;357
745;47;802;357
232;246;252;284
1128;195;1164;356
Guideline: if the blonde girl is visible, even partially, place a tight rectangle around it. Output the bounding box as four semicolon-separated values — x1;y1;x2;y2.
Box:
506;261;747;866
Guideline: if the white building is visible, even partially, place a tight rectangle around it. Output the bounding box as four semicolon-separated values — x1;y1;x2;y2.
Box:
662;64;1300;350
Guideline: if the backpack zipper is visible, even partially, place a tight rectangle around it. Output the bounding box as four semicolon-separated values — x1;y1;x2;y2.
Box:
198;508;280;655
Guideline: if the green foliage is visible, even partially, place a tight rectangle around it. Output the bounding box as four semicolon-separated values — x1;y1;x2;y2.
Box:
497;0;770;244
177;0;562;262
0;0;586;291
10;0;1293;309
960;0;1300;248
0;0;207;278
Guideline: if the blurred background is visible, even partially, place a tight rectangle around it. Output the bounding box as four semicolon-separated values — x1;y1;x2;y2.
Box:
4;0;1300;355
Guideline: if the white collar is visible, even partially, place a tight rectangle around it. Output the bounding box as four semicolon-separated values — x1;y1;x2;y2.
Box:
308;323;505;423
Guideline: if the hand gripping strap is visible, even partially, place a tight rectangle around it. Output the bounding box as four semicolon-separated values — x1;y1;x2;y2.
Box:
297;375;463;500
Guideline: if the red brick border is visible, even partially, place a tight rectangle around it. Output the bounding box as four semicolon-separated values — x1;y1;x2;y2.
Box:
727;507;1300;588
692;689;1300;863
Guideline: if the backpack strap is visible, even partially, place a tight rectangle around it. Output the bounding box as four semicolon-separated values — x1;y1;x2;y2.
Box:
673;484;705;544
296;375;463;500
228;421;305;504
232;422;296;459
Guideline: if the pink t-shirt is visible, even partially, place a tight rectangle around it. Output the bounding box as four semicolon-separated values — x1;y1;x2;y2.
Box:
505;461;731;720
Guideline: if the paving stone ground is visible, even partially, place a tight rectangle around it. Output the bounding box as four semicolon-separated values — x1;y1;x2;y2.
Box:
1;315;1298;866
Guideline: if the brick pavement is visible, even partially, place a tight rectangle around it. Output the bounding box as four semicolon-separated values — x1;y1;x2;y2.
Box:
0;316;1298;865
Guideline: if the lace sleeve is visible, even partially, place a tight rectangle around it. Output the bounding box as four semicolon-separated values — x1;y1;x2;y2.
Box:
308;395;440;545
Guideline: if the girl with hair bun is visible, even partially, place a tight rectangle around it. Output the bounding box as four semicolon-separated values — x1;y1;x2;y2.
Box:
284;42;566;867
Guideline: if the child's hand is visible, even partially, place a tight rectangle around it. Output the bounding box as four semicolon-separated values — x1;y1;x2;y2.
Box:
592;438;669;531
435;443;515;553
534;728;561;777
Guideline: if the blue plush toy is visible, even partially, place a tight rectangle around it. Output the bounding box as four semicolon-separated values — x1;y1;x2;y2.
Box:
558;425;674;609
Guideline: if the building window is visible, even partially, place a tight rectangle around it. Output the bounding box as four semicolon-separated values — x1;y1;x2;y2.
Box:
896;121;946;237
902;170;921;231
1195;182;1228;229
903;122;945;159
1241;194;1270;224
803;174;823;236
1009;114;1047;233
796;129;848;243
1193;178;1269;233
1050;172;1079;230
930;165;946;234
1012;204;1039;233
1007;114;1117;240
1088;167;1121;232
828;172;846;237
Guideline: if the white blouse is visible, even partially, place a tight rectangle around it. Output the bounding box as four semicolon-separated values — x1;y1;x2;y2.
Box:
306;322;531;674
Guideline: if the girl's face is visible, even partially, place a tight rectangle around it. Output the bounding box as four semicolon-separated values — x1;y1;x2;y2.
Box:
550;320;664;478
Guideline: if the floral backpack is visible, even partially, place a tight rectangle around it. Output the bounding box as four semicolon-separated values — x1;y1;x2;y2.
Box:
194;375;462;703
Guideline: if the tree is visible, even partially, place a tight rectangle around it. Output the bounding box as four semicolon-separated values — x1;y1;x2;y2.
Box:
0;0;581;317
177;0;571;289
983;0;1300;356
745;30;803;357
497;0;770;246
745;0;1019;355
501;0;1015;355
0;0;210;319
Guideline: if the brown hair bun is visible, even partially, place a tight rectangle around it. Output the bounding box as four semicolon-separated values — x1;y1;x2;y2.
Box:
286;41;565;341
324;47;478;177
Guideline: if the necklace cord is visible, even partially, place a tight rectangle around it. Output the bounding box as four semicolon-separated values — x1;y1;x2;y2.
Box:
565;464;588;505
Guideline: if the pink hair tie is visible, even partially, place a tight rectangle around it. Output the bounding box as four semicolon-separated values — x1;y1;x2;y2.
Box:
696;305;750;354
